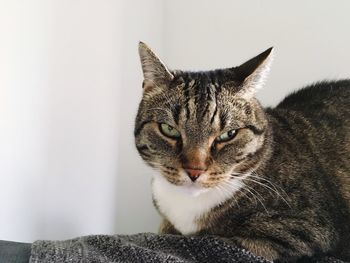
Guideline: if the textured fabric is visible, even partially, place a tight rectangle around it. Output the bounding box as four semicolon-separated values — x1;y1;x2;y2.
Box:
29;233;349;263
0;240;31;263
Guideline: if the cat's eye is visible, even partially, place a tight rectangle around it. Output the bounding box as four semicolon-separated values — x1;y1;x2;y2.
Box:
215;129;237;143
159;123;181;139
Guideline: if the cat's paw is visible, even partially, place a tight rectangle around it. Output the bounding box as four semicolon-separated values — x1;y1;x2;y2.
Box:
236;237;280;261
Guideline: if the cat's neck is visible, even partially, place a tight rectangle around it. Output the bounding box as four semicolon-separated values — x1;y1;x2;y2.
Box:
152;174;245;235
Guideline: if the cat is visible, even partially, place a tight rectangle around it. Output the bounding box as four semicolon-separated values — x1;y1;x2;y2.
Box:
134;42;350;262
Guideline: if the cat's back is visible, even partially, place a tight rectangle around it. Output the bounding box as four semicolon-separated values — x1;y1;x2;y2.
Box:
276;79;350;118
271;80;350;157
273;80;350;159
271;79;350;164
268;80;350;255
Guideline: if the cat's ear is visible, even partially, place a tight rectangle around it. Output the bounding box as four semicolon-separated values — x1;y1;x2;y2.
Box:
138;42;173;92
232;47;274;99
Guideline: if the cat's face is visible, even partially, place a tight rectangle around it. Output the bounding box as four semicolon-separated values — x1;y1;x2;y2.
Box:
135;43;273;196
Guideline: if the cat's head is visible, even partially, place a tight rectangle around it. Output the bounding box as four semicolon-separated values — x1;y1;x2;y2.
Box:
135;42;273;196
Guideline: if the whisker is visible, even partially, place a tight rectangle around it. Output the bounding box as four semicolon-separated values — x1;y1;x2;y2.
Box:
218;181;240;208
243;184;269;214
250;172;291;204
230;171;291;209
214;184;230;205
225;181;257;208
243;177;291;208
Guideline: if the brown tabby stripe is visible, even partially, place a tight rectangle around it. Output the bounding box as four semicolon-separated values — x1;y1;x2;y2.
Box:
136;40;350;261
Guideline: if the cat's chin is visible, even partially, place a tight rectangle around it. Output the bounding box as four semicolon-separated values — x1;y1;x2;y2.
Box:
177;184;210;197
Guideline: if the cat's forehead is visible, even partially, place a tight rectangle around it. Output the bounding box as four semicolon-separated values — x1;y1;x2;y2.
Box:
153;71;251;132
168;70;247;108
171;69;237;87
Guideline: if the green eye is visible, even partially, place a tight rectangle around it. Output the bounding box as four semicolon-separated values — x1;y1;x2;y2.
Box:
216;129;237;143
159;123;181;139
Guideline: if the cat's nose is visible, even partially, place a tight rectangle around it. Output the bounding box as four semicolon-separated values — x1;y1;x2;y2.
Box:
185;169;205;182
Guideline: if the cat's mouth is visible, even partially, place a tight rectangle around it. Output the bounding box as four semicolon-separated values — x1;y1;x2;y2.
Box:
159;168;233;197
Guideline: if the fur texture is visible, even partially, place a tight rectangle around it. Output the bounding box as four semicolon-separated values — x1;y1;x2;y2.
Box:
135;42;350;262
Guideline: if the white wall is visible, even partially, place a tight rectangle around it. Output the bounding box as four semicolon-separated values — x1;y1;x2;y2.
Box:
115;0;163;235
0;0;162;242
0;0;52;243
1;0;350;243
163;0;350;106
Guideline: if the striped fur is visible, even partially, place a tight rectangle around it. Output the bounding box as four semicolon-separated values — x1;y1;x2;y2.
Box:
135;43;350;262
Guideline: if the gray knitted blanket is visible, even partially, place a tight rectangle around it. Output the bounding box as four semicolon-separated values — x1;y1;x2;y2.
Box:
29;233;349;263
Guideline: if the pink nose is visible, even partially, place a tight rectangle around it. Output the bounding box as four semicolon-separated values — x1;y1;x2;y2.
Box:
185;169;205;182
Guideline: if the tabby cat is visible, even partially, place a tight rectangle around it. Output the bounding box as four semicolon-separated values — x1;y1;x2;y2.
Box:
135;42;350;262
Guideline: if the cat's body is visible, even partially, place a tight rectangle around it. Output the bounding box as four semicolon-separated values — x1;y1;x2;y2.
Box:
135;43;350;262
155;80;350;261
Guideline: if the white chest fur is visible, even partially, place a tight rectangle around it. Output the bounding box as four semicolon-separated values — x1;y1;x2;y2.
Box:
152;175;243;235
